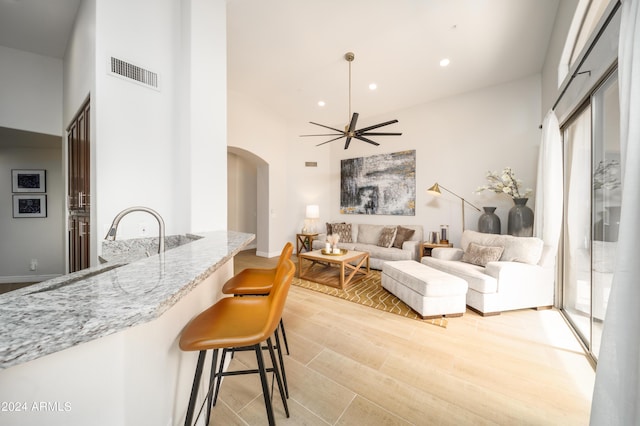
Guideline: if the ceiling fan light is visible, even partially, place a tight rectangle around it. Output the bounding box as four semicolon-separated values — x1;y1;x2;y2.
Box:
369;83;377;90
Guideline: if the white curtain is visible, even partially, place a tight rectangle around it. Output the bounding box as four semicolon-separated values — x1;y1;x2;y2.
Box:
590;0;640;424
534;110;563;252
564;109;593;316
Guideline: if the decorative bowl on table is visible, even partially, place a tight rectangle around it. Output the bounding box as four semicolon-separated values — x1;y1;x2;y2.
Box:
321;248;348;256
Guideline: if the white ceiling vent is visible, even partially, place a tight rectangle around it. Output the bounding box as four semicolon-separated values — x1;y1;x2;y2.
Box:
109;57;159;90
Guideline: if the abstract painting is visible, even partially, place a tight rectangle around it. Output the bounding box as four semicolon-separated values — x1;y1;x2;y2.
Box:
340;150;415;215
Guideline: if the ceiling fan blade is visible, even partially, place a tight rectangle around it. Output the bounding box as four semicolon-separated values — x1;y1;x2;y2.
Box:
356;119;399;133
354;135;380;146
316;135;347;146
343;112;361;149
347;112;359;133
300;133;344;137
344;136;354;150
359;132;403;136
309;121;345;133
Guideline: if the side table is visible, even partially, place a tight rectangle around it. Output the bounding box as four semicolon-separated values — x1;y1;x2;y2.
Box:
422;242;453;257
296;233;318;254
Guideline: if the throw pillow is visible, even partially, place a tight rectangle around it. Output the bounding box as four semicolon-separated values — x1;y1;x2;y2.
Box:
357;224;384;245
392;226;416;249
326;222;345;235
461;242;504;267
377;226;398;248
331;223;352;243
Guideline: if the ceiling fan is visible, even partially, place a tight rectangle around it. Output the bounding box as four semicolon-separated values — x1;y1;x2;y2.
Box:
300;52;402;150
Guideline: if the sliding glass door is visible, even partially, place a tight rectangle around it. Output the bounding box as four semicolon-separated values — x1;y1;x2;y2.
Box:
563;104;592;347
590;72;620;356
562;70;620;360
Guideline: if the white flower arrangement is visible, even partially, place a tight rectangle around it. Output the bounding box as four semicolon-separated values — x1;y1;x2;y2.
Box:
476;167;532;200
326;234;340;246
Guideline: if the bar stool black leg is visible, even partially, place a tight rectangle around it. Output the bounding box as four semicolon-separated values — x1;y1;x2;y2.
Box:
205;349;219;426
212;348;228;407
266;336;289;418
255;343;276;425
184;350;206;426
273;328;289;398
279;319;290;355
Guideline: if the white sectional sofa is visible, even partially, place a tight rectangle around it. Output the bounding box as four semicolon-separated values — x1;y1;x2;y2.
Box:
421;230;555;315
312;223;423;270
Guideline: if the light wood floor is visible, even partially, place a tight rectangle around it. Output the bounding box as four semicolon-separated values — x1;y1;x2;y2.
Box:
211;249;595;425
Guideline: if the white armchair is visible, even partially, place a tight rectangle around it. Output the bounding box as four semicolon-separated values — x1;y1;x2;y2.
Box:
421;230;555;315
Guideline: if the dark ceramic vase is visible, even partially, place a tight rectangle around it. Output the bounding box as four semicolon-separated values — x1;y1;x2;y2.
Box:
507;198;534;237
478;207;501;234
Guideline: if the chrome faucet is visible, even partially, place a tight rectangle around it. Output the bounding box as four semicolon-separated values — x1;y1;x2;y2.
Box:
104;206;166;254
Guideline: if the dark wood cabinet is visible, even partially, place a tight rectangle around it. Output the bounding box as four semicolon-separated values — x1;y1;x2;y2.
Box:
68;99;91;272
68;215;90;272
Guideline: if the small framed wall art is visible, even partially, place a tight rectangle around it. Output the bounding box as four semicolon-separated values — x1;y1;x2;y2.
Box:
11;169;46;193
13;194;47;218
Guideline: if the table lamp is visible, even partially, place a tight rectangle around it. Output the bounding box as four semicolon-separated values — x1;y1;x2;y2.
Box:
305;204;320;233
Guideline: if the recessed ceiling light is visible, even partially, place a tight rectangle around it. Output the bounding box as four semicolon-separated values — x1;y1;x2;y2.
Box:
317;101;326;107
440;58;450;67
369;83;377;90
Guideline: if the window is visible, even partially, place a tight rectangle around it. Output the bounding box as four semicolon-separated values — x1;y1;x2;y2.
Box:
561;70;619;360
558;0;612;86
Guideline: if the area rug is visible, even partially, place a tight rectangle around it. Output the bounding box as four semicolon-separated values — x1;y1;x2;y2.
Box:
292;270;447;328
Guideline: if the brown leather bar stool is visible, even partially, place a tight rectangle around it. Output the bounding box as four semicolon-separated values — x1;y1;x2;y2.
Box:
179;258;295;426
222;242;294;354
215;242;294;402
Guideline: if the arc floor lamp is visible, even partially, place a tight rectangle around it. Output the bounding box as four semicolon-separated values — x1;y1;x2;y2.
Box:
427;183;481;232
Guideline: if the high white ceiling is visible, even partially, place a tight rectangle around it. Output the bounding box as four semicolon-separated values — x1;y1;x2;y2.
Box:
0;0;80;59
0;0;561;129
227;0;560;126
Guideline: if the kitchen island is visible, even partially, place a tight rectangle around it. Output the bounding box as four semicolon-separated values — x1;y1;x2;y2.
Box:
0;230;253;426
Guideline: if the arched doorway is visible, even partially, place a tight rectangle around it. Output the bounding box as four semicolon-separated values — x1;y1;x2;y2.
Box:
227;146;270;257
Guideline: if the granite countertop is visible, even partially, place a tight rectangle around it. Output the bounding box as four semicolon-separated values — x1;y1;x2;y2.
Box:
0;230;254;370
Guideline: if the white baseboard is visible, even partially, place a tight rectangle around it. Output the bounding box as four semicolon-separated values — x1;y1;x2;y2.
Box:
0;274;61;284
255;250;279;258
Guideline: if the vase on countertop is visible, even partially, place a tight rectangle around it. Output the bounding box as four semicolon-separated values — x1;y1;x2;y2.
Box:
478;207;501;234
508;198;534;237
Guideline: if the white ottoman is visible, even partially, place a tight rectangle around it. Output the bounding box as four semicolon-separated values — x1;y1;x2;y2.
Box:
382;260;468;319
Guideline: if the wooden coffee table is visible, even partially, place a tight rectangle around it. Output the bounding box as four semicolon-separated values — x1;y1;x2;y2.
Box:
297;249;370;289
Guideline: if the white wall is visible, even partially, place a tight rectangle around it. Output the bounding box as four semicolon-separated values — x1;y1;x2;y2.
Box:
181;0;228;234
0;46;65;281
228;90;298;257
63;0;95;125
541;0;580;115
0;146;65;281
291;74;543;247
60;0;228;262
0;46;63;136
285;120;332;236
93;0;180;242
230;74;542;252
